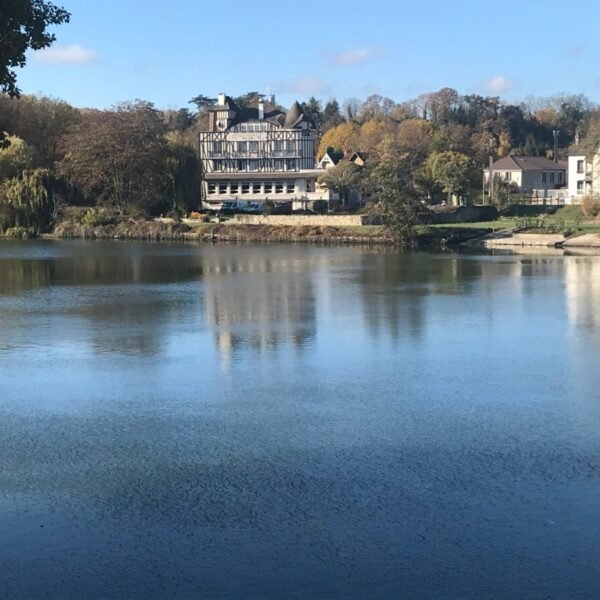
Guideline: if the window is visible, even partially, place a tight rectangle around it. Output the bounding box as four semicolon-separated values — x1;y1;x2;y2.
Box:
240;124;248;132
241;182;250;194
274;160;284;171
287;159;297;171
286;181;295;193
230;183;239;194
208;183;216;194
264;182;273;193
213;141;222;155
504;172;511;181
275;182;284;193
249;161;259;172
260;123;268;131
249;141;259;153
307;180;315;192
218;183;228;194
577;180;585;193
237;160;247;171
577;160;584;174
542;172;547;183
558;172;563;184
252;183;261;194
274;140;284;153
238;141;247;154
550;172;555;184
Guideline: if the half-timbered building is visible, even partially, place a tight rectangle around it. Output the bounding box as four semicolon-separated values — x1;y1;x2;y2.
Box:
198;94;337;211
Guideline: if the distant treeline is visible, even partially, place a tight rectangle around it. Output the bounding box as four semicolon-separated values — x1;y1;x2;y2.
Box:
1;89;600;238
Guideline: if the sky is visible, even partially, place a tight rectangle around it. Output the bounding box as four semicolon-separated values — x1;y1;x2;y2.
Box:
17;0;600;110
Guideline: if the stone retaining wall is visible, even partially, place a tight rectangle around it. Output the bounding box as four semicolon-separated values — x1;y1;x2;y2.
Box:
231;214;384;227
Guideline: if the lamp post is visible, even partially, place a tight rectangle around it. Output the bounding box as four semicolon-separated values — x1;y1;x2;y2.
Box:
552;129;560;163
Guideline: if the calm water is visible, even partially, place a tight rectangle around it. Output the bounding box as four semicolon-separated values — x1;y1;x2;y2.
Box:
1;241;600;599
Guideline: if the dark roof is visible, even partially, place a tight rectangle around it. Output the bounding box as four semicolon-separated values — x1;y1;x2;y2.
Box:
321;148;344;164
208;97;311;130
230;97;284;127
218;95;240;111
491;156;566;171
283;101;305;129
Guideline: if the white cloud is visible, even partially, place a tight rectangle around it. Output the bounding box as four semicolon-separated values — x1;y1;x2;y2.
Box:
331;48;379;66
278;76;331;96
34;45;100;65
484;75;514;94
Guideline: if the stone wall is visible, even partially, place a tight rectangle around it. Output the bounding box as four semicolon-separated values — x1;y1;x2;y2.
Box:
231;214;385;227
431;205;499;223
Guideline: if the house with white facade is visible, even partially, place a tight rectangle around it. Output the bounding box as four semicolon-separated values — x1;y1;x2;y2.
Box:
198;94;337;211
485;156;567;192
568;152;600;203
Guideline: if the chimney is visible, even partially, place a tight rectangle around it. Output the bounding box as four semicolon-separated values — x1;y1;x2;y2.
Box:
217;93;226;106
258;100;264;120
269;94;276;104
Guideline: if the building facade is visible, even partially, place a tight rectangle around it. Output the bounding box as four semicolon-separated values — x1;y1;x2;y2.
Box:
568;153;600;202
198;94;337;211
485;155;567;192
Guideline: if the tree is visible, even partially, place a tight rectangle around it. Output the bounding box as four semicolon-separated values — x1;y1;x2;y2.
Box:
0;168;52;231
358;94;395;122
58;101;169;214
0;136;34;180
317;122;360;158
189;95;216;112
427;151;477;203
367;147;424;245
233;91;264;107
323;100;344;131
301;97;323;129
317;161;361;207
0;94;80;166
165;132;200;216
0;1;70;97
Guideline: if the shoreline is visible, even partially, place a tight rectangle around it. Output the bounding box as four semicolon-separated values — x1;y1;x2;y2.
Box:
4;219;600;250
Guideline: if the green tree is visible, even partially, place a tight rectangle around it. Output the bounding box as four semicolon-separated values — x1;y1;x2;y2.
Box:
427;150;477;203
0;168;52;231
0;136;34;180
323;99;345;131
0;1;70;97
367;149;424;246
317;161;361;207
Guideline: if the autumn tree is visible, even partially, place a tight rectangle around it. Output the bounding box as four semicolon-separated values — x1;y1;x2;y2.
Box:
317;122;360;158
58;101;169;214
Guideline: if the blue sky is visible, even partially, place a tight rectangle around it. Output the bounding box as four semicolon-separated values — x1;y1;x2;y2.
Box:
18;0;600;109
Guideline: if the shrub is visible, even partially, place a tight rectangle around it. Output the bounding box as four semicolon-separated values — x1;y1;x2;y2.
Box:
312;200;328;214
262;200;275;216
581;195;600;218
82;208;116;227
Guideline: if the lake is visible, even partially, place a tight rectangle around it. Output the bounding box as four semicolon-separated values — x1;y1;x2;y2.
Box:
1;240;599;599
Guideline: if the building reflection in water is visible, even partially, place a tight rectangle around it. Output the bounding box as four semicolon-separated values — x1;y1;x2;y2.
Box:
201;250;316;366
565;256;600;330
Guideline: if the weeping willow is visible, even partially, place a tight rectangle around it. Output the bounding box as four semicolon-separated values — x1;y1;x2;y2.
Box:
0;169;52;233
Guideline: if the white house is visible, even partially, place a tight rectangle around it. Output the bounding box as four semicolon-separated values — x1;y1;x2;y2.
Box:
568;152;600;202
198;94;337;211
485;155;567;192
